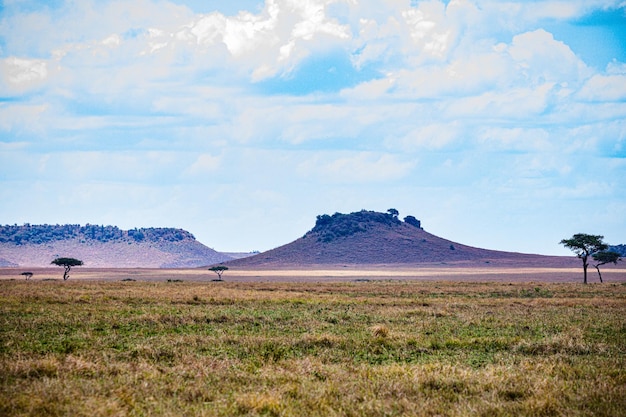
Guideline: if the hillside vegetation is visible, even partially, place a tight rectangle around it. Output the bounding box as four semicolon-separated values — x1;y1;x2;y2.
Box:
0;224;231;268
308;210;407;243
609;245;626;257
0;224;194;245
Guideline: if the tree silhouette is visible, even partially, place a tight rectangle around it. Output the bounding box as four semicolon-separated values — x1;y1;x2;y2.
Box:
404;215;421;228
387;208;399;218
51;257;83;280
209;265;228;281
591;251;621;283
21;272;33;280
560;234;608;284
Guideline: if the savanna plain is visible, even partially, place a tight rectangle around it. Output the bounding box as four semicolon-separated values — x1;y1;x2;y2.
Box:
1;270;625;416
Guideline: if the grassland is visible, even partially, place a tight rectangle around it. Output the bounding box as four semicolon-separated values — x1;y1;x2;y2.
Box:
1;279;625;416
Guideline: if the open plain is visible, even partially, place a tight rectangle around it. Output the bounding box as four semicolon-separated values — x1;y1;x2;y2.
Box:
1;261;625;283
1;266;625;416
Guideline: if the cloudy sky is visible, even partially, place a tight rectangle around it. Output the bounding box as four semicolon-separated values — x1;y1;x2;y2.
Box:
1;0;625;255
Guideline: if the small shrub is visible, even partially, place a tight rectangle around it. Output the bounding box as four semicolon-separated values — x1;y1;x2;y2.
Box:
372;325;389;338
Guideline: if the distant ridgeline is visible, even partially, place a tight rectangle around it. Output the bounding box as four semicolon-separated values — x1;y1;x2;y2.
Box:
0;224;195;245
609;245;626;257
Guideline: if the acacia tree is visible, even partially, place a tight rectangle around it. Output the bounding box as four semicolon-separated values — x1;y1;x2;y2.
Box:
51;257;83;280
592;251;621;283
21;272;33;280
560;234;608;284
209;265;228;281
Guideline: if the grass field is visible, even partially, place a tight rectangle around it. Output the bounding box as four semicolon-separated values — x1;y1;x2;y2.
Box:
1;279;625;416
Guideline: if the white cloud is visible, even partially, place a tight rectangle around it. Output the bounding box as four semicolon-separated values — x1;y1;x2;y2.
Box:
297;151;415;183
101;34;121;47
508;29;590;84
554;180;615;199
155;0;352;80
565;120;626;154
151;93;227;120
578;74;626;102
388;122;460;151
533;1;580;19
183;153;221;177
339;77;394;100
403;3;453;60
0;57;48;93
389;50;511;99
446;84;555;119
4;150;194;184
512;0;602;21
477;127;552;152
0;103;49;134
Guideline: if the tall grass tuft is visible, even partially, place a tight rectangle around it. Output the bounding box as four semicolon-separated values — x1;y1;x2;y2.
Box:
372;325;390;338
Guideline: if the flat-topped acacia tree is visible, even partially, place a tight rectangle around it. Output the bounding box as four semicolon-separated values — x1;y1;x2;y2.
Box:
51;257;83;280
209;265;228;281
560;234;608;284
592;251;621;283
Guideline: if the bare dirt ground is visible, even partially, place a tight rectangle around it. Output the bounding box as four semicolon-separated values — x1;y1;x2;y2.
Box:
2;264;625;283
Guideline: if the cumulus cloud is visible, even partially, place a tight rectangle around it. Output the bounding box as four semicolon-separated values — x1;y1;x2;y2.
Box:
507;29;590;84
1;0;625;253
144;0;353;80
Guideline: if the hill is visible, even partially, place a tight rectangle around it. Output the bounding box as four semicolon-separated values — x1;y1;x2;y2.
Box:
609;245;626;257
225;210;574;268
0;224;232;268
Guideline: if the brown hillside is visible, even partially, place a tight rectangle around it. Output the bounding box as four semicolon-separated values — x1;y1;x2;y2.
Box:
0;225;232;268
225;210;574;268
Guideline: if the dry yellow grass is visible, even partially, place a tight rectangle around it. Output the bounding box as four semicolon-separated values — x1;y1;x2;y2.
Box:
3;265;625;283
1;279;625;416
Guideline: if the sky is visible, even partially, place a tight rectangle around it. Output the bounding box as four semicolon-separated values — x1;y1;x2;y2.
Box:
1;0;625;255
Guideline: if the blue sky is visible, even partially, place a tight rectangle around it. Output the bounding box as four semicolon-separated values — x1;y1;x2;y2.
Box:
1;0;625;255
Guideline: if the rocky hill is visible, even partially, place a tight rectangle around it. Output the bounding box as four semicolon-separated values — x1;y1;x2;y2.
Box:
225;210;574;267
0;224;232;268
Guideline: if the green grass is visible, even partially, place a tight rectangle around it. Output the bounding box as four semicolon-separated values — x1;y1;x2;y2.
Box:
1;280;625;416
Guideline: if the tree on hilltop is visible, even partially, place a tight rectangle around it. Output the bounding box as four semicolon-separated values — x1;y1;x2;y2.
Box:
387;208;399;218
404;215;421;228
592;251;621;283
51;257;83;280
560;234;608;284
